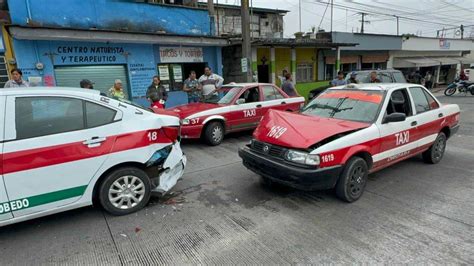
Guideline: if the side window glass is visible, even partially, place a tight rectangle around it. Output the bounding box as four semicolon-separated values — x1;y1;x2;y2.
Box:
409;87;431;114
392;72;406;83
86;101;117;128
262;85;277;101
379;73;392;83
385;89;412;117
239;87;260;103
274;87;285;99
422;89;439;110
15;97;84;139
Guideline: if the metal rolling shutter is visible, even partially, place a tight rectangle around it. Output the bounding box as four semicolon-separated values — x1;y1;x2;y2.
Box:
54;65;130;99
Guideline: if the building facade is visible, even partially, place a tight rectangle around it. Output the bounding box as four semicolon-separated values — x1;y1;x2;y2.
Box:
4;0;227;106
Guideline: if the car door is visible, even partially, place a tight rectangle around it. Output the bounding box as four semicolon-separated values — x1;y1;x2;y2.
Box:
228;86;262;131
375;88;420;169
2;95;120;217
0;95;13;222
407;86;441;149
259;85;290;113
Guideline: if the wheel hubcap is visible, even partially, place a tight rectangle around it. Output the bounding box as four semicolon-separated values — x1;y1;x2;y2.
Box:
349;166;365;197
108;175;145;209
433;137;446;161
212;126;223;142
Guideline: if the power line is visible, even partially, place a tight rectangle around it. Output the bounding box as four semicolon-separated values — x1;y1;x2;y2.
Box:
318;0;330;29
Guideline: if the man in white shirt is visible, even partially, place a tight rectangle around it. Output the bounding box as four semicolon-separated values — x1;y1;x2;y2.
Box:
198;66;224;101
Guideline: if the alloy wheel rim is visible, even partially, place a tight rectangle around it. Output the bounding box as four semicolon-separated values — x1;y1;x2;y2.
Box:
108;175;145;209
212;126;223;142
433;137;446;161
349;166;365;198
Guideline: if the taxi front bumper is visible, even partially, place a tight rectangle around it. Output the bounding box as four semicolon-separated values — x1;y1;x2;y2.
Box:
239;146;342;190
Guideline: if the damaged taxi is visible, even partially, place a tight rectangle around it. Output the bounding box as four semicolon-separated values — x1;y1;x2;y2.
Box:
239;84;460;202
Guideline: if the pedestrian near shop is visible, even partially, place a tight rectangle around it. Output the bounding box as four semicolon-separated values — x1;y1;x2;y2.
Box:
348;72;358;84
424;71;433;89
281;73;299;97
331;71;347;87
147;76;168;109
80;79;94;89
369;71;381;83
183;71;201;103
4;69;29;88
108;79;125;100
413;70;422;84
198;66;223;102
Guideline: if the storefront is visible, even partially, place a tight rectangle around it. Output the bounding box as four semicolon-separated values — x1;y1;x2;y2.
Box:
7;27;226;107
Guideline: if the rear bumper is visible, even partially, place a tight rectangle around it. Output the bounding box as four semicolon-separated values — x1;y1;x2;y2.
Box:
450;124;460;136
238;146;342;190
150;142;186;194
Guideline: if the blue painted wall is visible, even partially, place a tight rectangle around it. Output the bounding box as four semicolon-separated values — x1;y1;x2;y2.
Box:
13;39;222;107
8;0;212;36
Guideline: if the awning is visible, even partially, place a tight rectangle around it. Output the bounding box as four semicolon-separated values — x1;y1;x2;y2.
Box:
8;26;229;47
453;56;474;64
393;57;439;68
362;54;388;63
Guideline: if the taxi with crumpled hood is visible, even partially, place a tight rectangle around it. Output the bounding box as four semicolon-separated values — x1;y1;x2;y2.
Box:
239;83;460;202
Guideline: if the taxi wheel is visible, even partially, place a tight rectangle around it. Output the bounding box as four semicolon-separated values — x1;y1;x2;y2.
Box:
99;167;151;216
422;132;446;164
335;157;368;203
204;121;224;146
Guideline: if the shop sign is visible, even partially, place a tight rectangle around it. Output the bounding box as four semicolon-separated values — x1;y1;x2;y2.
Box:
439;39;450;49
158;65;170;81
159;47;203;63
241;58;248;73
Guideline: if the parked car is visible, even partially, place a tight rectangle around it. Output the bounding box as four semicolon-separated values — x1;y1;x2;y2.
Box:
308;70;407;100
240;83;460;202
0;88;186;227
166;83;305;146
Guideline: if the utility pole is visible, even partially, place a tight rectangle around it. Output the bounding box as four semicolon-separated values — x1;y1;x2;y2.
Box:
241;0;252;82
359;12;369;33
394;15;399;35
330;0;334;32
460;24;464;39
208;0;216;35
299;0;302;32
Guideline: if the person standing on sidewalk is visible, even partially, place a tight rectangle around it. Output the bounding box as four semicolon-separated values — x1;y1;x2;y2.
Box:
331;71;347;87
108;79;126;100
198;67;223;102
281;73;300;97
424;71;433;89
183;71;201;103
147;76;168;109
4;69;29;88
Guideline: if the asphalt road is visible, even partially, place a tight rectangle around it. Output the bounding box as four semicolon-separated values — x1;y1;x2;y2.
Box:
1;92;473;265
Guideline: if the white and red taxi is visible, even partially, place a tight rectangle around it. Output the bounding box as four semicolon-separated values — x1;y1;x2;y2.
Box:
167;83;305;145
0;87;186;227
239;84;460;202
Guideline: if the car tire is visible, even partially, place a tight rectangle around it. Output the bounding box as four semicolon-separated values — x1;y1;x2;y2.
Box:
422;132;446;164
204;121;224;146
335;157;368;203
99;167;152;216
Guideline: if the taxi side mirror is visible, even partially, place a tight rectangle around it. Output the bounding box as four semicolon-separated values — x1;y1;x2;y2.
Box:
383;112;406;124
235;98;246;105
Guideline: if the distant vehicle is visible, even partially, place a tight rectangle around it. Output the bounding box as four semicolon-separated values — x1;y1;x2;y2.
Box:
444;79;474;96
308;70;407;100
162;83;305;146
0;88;186;227
240;83;460;202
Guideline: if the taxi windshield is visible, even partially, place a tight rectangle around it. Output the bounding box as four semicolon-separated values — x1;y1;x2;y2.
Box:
302;89;384;123
216;87;243;104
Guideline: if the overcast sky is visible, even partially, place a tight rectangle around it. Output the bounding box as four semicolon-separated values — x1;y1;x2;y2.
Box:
216;0;474;38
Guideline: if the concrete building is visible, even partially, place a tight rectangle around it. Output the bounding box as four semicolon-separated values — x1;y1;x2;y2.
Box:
2;0;227;106
322;32;474;84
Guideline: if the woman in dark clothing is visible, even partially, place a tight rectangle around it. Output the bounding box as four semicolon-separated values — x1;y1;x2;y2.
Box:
146;76;168;109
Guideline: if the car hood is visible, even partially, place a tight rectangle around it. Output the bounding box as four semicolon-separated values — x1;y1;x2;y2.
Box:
166;103;226;119
253;109;370;149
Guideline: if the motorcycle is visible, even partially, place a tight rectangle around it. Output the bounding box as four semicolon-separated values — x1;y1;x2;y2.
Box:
444;79;474;96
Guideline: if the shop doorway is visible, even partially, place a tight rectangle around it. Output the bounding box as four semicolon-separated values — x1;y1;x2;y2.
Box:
258;65;269;83
54;65;130;99
158;63;206;91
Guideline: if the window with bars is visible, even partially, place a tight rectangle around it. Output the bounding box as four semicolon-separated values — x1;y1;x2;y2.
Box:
296;63;313;82
0;56;9;88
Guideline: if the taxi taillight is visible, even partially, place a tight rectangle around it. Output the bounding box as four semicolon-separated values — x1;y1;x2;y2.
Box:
161;126;179;142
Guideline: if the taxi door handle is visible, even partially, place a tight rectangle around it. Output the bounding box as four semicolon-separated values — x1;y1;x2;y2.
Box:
256;104;262;108
438;113;444;118
281;101;286;104
83;137;106;146
411;121;417;126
